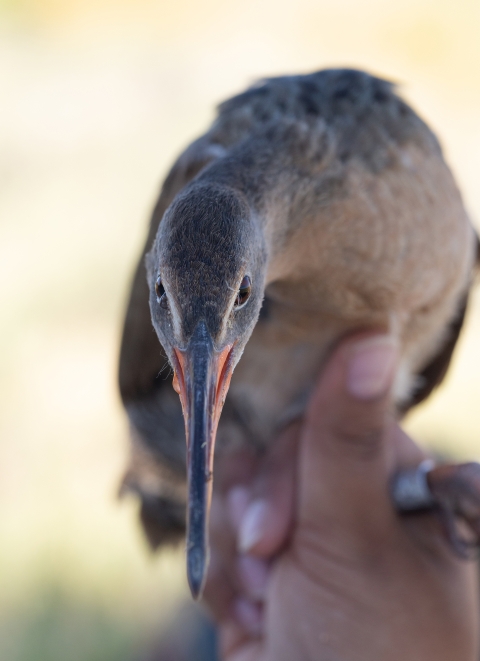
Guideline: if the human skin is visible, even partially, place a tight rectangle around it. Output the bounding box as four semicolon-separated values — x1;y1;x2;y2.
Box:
204;333;479;661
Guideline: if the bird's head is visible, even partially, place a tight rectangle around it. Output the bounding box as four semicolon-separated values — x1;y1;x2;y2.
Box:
147;183;267;597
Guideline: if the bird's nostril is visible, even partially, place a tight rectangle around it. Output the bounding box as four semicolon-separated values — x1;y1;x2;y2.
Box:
234;275;252;308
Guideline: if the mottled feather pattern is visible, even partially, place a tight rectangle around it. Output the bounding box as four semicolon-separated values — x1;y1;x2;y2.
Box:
119;68;478;548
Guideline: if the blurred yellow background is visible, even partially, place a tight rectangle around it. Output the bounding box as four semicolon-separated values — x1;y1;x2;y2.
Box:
1;0;479;658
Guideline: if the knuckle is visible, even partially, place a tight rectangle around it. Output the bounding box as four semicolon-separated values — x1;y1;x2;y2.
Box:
331;411;386;459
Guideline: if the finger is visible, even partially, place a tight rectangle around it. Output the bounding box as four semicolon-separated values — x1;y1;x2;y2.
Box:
219;621;263;661
205;448;263;618
235;421;299;557
203;494;237;621
237;555;269;601
392;425;428;468
233;598;263;636
227;486;250;535
298;332;399;537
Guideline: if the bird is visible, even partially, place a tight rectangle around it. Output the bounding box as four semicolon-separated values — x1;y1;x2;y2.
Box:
118;68;479;599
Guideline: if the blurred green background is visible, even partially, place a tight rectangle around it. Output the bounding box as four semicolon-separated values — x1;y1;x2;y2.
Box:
1;0;479;659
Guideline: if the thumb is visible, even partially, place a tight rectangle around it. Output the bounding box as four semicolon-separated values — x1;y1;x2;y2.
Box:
298;332;399;539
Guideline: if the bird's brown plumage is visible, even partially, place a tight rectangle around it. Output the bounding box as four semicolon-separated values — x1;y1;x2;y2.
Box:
119;69;479;550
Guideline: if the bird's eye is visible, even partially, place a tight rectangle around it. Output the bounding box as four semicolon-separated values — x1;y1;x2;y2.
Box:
155;276;168;308
234;275;252;308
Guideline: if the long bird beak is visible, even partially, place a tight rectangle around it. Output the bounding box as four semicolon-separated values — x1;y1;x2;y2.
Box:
171;322;234;599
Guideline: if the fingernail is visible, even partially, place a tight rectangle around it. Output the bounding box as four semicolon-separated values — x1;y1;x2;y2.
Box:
238;555;269;601
239;500;269;553
346;336;397;400
227;486;250;534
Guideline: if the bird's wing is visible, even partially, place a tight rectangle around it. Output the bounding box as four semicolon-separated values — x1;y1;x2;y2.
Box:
403;232;480;413
118;137;225;547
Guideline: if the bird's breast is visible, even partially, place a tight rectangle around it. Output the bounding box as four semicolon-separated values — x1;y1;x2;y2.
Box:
216;145;476;453
266;148;471;316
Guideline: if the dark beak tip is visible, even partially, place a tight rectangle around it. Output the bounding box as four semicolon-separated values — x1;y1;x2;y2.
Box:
187;545;208;600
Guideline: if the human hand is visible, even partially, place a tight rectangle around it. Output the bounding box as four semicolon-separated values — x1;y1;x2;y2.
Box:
204;333;479;661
